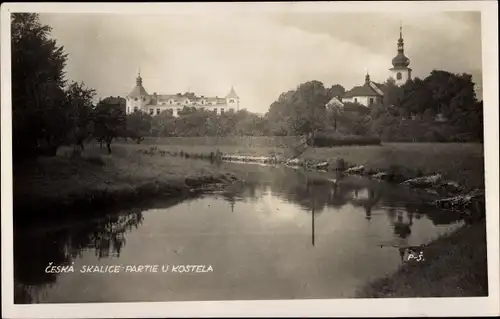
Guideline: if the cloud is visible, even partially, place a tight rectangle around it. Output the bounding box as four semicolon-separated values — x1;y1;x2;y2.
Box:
38;11;482;114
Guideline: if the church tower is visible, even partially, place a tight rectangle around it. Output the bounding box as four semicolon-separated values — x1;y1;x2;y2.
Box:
389;24;412;86
126;70;150;114
226;86;240;111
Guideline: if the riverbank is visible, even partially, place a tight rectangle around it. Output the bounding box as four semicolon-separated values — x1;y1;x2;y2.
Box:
13;146;241;226
356;221;488;297
133;142;484;192
12;141;488;298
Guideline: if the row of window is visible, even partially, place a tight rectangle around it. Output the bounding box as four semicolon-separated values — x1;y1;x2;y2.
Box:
131;98;237;105
352;97;376;105
128;107;232;114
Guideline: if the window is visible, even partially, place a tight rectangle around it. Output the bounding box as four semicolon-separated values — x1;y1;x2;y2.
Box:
396;72;402;80
354;98;358;103
149;108;154;115
369;98;374;106
133;107;138;112
229;99;234;103
134;97;138;101
127;107;130;113
157;108;160;115
221;108;225;114
170;100;173;105
177;108;181;113
214;108;218;113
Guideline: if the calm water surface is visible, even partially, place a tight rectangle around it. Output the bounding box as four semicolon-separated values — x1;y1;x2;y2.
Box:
14;163;465;303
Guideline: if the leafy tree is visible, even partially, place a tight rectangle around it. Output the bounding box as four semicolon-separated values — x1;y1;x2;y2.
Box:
267;81;329;136
151;110;176;137
326;84;346;100
64;81;96;150
125;111;152;144
93;97;126;153
11;13;68;159
399;77;435;117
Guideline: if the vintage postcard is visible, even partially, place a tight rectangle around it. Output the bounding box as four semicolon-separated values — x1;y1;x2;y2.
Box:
1;1;499;318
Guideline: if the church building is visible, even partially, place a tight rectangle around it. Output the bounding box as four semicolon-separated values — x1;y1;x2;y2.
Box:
125;73;240;117
338;24;412;108
389;24;412;86
341;73;385;107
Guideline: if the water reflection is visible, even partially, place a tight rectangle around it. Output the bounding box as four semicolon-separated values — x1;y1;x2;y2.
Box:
14;165;467;303
14;211;144;303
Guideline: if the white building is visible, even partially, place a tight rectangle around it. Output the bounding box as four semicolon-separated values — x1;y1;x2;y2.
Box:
389;25;412;86
125;73;240;117
341;73;384;107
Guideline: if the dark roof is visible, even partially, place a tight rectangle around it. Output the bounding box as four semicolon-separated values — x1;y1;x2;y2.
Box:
128;85;148;97
343;82;384;98
226;86;239;98
392;52;410;68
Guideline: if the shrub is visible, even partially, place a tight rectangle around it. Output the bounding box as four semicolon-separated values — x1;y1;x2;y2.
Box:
84;155;106;166
311;133;381;147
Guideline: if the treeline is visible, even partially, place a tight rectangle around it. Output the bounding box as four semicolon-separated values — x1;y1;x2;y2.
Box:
265;75;483;143
12;13;483;162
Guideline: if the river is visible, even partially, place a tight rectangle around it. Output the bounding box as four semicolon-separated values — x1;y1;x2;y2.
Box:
13;162;465;303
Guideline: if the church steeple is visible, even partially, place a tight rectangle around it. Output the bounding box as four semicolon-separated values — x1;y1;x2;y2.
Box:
136;69;143;86
389;22;412;86
397;23;404;53
392;23;410;68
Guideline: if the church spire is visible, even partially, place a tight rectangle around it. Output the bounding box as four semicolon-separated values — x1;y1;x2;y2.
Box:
392;22;410;68
136;69;143;86
397;22;404;53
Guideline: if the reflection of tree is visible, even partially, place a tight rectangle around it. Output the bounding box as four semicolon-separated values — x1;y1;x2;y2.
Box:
221;192;237;212
14;211;144;304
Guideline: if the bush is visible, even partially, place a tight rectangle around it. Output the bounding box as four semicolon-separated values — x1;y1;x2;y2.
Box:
310;133;381;147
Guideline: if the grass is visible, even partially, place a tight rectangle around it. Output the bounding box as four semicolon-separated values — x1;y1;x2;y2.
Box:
124;141;485;192
13;144;241;225
357;221;488;298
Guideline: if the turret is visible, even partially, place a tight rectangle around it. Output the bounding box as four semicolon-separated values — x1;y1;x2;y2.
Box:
226;86;240;111
126;70;150;114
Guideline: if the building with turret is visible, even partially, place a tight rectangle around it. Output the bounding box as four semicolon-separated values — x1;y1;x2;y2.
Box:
125;72;240;117
389;24;412;86
341;73;385;107
334;24;412;108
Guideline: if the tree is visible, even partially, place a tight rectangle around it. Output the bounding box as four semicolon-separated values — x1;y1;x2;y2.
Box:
125;111;152;143
399;77;435;117
93;97;126;153
11;13;69;159
266;81;329;136
151;110;176;137
64;81;96;150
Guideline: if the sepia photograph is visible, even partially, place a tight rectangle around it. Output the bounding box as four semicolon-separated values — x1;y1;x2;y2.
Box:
1;1;499;318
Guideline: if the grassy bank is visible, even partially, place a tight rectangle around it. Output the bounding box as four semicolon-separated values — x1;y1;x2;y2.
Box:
357;221;488;297
13;145;243;225
127;142;485;192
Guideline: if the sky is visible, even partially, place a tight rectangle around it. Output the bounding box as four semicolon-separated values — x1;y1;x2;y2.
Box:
38;11;483;114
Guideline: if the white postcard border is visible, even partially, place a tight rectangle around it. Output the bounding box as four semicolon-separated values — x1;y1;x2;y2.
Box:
1;1;498;318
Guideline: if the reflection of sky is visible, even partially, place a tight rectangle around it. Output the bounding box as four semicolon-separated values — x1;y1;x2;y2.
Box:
16;168;468;303
18;183;464;303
